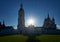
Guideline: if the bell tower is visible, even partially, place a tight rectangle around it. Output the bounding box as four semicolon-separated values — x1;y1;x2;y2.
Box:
17;3;25;34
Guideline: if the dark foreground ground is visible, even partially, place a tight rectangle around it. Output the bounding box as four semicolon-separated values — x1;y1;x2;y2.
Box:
0;35;60;42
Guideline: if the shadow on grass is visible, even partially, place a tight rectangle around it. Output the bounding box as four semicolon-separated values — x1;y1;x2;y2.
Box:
26;35;41;42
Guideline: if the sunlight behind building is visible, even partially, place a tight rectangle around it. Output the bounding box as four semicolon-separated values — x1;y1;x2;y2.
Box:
27;19;35;26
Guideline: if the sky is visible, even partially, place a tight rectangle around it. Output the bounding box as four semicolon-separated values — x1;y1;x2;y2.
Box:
0;0;60;29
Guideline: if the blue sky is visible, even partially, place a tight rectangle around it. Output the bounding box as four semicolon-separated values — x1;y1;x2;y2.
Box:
0;0;60;29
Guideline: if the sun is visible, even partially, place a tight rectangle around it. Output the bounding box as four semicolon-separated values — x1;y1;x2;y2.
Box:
27;19;34;26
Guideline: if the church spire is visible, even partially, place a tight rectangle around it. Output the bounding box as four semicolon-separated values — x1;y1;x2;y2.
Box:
19;3;24;11
52;14;55;21
48;13;49;18
52;16;55;24
3;20;5;27
3;20;5;25
52;16;54;20
0;21;1;25
20;3;23;8
47;13;50;20
20;0;23;8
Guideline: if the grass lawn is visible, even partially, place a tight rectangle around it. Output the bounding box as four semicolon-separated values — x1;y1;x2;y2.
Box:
36;35;60;42
0;35;28;42
0;35;60;42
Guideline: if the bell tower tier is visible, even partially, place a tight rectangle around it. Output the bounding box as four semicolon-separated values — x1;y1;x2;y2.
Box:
17;4;25;34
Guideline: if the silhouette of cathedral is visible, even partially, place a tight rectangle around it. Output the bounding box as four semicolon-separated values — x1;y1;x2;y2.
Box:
0;3;60;35
43;14;56;29
0;21;13;30
0;21;5;30
0;20;15;35
17;3;60;34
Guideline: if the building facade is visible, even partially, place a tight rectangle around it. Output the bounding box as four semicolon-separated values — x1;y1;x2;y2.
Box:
17;4;59;34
